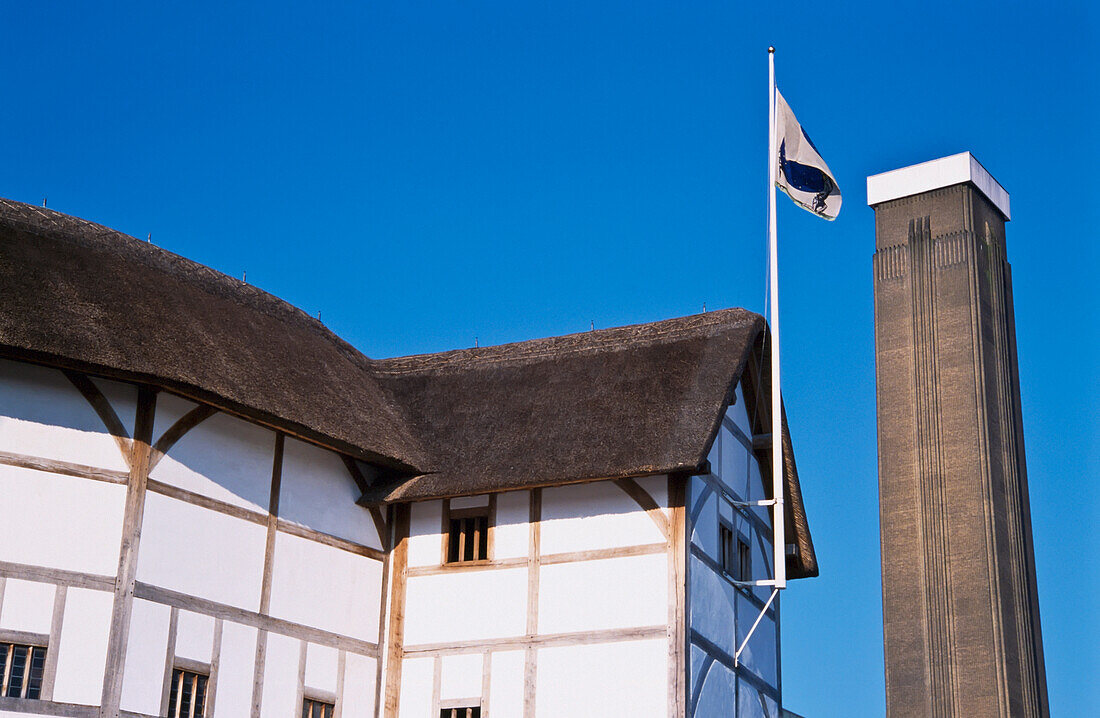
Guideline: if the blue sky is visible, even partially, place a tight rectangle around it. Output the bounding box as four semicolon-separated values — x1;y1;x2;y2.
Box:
2;2;1096;714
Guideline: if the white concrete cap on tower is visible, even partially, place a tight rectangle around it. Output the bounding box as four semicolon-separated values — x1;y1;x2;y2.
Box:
866;151;1010;220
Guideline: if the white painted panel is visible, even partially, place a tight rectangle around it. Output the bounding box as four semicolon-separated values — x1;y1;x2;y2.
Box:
0;464;125;575
212;622;258;718
536;639;666;717
696;658;737;718
729;383;753;441
719;425;751;499
635;474;668;509
149;404;274;512
120;599;171;715
538;553;667;635
0;579;54;634
304;643;339;694
260;633;300;718
151;391;200;446
450;495;489;510
279;438;381;550
90;376;137;438
341;653;378;718
137;492;266;610
0;359;129;472
689;555;736;658
689;479;718;556
492;491;529;560
407;501;442;568
440;652;483;701
268;532;382;641
488;650;525;717
397;657;434;718
175;610;216;662
404;569;527;645
52;587;112;705
738;602;778;689
540;481;666;555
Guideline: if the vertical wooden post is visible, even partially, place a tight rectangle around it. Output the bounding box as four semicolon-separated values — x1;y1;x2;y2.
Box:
668;473;687;718
523;488;542;718
383;504;411;718
100;385;156;718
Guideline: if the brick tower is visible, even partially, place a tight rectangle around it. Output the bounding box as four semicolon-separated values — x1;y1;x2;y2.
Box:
867;153;1048;717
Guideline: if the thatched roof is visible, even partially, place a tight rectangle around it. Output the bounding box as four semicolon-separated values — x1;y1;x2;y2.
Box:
0;197;816;578
0;198;426;472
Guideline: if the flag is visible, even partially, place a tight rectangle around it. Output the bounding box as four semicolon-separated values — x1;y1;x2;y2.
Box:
775;89;842;220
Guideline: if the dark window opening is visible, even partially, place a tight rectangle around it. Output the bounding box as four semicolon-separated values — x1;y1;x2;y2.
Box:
303;697;335;718
447;513;489;563
441;707;481;718
738;537;752;582
167;668;208;718
1;643;46;699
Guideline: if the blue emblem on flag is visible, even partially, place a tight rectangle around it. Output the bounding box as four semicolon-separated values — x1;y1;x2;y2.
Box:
779;140;836;214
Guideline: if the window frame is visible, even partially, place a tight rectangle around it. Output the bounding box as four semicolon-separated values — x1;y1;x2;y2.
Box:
440;497;496;565
439;702;483;718
301;694;337;718
166;662;210;718
0;640;47;700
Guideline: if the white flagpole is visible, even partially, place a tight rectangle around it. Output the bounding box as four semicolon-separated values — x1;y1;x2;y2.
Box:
767;46;786;590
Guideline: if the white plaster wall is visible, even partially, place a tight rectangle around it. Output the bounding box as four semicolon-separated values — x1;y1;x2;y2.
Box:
213;622;259;718
688;554;737;658
52;587;113;705
489;650;525;717
0;464;125;576
175;609;216;662
268;532;381;641
260;632;300;718
689;478;719;556
90;376;137;439
540;481;666;555
695;659;737;718
719;424;752;500
440;652;483;701
737;679;778;718
403;569;527;645
729;383;753;440
149;402;275;512
120;599;172;715
302;642;338;694
397;656;434;718
279;438;381;550
492;490;529;560
0;579;54;634
407;501;442;568
635;474;669;510
450;495;489;510
0;359;130;472
137;492;267;610
538;553;667;634
341;653;378;718
736;596;778;688
536;639;666;718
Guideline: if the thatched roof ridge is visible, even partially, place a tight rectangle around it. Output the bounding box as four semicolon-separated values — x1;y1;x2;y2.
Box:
0;197;426;470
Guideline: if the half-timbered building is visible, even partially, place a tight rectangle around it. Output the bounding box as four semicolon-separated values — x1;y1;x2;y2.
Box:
0;198;817;718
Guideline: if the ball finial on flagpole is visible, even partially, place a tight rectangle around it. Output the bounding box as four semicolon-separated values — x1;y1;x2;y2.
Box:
768;46;775;53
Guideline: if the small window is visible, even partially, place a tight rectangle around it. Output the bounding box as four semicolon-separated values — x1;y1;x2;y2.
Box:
167;668;208;718
719;522;752;582
1;643;46;699
441;707;481;718
738;537;752;582
446;510;489;563
303;697;335;718
719;521;735;575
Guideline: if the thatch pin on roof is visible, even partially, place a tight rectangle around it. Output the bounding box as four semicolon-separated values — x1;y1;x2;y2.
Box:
147;233;152;243
42;197;47;207
475;337;479;348
242;270;247;282
591;320;594;331
703;302;707;312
